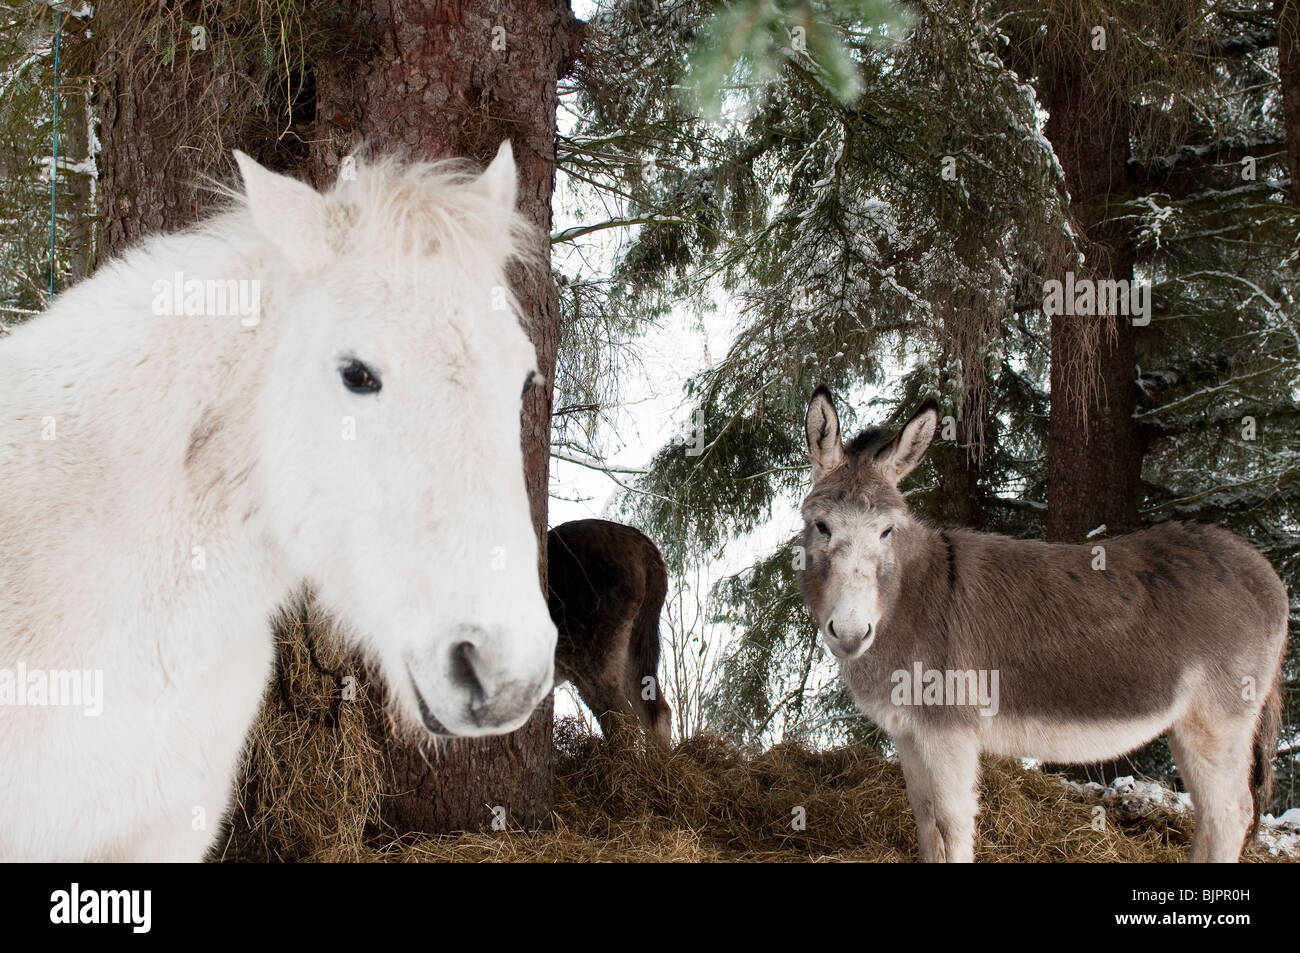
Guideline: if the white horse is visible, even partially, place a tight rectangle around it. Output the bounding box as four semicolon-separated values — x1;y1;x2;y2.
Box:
0;145;557;861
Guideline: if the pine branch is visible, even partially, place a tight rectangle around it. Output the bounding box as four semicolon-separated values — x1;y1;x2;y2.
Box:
552;214;691;244
1127;137;1285;184
1199;24;1278;57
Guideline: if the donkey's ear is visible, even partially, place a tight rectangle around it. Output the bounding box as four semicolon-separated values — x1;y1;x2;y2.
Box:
805;385;845;480
874;398;939;484
235;150;330;268
475;140;518;211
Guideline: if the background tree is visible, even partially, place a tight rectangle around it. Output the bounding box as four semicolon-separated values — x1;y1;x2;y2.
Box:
557;0;1298;807
0;4;96;318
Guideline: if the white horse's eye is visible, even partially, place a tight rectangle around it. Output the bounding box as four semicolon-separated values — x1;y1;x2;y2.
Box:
881;525;893;539
814;520;831;538
340;359;381;394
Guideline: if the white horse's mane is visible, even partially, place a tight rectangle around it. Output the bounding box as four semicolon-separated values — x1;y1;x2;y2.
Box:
202;153;536;271
292;155;528;262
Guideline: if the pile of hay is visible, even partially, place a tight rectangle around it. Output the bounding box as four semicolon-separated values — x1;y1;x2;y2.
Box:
216;602;1292;862
383;718;1202;863
217;599;389;862
224;696;1294;861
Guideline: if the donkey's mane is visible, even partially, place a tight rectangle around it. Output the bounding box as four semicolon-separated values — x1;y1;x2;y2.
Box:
847;427;890;456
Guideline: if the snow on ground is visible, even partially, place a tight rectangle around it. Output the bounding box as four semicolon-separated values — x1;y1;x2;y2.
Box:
1060;775;1300;858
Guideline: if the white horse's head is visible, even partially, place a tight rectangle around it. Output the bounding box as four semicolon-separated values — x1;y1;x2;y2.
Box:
236;146;555;737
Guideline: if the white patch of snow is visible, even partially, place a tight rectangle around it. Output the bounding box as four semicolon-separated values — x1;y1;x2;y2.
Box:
1059;775;1300;857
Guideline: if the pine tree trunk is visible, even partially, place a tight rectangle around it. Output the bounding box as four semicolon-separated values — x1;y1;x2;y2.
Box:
87;20;307;258
92;64;225;256
1043;70;1145;544
929;373;989;529
1279;0;1300;204
309;0;584;833
1041;59;1156;784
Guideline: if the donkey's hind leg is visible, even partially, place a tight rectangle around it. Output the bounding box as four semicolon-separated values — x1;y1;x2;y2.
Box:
895;731;980;863
1169;714;1255;863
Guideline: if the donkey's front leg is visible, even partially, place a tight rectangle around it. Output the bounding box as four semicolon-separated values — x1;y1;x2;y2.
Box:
895;730;980;863
895;733;944;861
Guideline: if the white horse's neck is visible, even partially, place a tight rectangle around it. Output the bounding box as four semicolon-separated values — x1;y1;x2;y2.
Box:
0;213;293;665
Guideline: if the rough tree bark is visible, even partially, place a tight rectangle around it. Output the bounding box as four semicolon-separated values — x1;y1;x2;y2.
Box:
1279;0;1300;203
1040;48;1159;784
309;0;584;833
1043;65;1145;544
91;58;227;255
86;14;310;258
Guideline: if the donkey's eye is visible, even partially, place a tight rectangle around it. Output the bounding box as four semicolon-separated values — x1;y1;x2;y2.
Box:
881;526;894;539
814;520;831;538
340;359;381;394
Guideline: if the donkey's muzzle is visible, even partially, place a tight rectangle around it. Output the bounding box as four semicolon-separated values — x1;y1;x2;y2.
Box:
824;619;874;659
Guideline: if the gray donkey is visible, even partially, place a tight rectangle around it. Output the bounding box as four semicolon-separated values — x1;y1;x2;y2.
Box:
799;386;1289;862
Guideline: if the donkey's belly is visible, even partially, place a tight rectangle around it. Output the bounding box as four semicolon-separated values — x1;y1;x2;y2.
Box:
851;664;1192;765
976;707;1183;763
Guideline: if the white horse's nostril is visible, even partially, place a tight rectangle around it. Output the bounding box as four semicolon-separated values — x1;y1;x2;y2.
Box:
451;640;487;710
827;619;838;639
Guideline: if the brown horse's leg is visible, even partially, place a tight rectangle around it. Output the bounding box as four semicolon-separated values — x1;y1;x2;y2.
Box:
625;670;672;747
648;695;673;747
627;547;671;746
569;671;637;741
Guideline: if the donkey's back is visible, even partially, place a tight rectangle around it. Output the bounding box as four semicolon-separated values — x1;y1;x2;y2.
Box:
898;520;1283;720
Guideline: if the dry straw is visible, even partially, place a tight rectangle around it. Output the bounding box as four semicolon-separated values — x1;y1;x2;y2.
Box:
221;635;1294;863
217;599;386;862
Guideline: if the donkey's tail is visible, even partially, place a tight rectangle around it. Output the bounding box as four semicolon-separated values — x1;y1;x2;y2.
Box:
1248;650;1285;843
632;543;672;746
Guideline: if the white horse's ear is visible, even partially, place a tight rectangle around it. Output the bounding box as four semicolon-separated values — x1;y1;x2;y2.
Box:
234;150;330;268
875;398;939;484
475;140;518;212
805;386;844;481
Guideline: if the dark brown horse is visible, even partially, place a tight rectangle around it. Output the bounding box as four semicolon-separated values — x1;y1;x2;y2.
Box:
548;519;672;746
